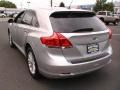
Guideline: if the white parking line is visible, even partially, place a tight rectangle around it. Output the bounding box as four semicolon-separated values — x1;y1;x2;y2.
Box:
0;18;10;21
113;34;120;36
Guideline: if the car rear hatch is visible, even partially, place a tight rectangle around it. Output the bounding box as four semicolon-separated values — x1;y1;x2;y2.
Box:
49;11;111;64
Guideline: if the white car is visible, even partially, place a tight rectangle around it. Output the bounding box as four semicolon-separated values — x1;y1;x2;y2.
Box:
0;13;6;18
97;11;119;25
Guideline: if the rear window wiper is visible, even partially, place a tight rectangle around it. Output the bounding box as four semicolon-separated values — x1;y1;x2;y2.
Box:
73;28;93;32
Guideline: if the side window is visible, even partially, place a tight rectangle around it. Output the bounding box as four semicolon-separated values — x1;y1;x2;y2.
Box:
32;15;39;27
31;11;39;27
107;12;112;16
22;11;33;25
14;12;25;23
98;12;106;15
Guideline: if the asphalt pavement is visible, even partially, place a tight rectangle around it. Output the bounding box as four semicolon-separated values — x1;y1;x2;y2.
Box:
0;21;120;90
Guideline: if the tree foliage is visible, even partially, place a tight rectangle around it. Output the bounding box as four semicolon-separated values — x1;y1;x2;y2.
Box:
0;0;17;8
94;0;114;12
104;2;114;12
59;2;65;7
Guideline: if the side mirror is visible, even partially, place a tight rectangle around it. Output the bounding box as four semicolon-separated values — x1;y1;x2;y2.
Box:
8;19;14;23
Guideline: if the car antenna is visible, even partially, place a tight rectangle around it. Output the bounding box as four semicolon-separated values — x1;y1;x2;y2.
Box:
68;0;73;9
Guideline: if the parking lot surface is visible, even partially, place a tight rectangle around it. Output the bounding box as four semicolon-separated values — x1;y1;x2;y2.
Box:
0;20;120;90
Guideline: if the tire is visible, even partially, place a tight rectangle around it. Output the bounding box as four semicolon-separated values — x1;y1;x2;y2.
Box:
8;32;15;48
113;20;118;26
2;15;5;18
26;47;39;79
105;22;109;25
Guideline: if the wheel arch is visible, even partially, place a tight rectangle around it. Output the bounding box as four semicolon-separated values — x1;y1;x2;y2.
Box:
8;28;10;34
25;43;31;55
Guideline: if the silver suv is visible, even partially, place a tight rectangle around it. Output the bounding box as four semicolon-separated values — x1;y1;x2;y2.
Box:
8;8;112;79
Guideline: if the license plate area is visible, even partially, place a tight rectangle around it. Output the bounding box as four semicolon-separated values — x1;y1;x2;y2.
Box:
87;44;99;54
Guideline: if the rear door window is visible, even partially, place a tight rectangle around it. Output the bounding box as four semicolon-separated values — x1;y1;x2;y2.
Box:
22;11;33;25
50;11;107;33
31;11;39;27
107;12;112;16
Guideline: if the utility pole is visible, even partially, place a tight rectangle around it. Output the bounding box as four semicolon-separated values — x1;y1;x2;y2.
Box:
51;0;53;7
112;0;113;3
20;2;23;9
69;0;73;9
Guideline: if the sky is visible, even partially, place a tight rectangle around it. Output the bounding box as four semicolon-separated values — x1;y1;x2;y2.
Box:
7;0;118;8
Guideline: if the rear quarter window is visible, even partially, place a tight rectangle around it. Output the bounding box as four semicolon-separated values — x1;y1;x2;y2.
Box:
50;11;107;33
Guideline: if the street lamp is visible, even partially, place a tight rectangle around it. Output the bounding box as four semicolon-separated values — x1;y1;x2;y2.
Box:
20;2;23;9
27;1;30;8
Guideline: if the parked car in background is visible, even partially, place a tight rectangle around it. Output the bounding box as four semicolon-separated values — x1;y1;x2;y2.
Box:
0;13;6;18
5;11;16;17
97;11;119;25
13;13;19;18
9;12;19;18
8;8;112;79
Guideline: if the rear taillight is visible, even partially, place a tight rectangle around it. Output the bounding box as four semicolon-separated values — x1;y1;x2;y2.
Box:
108;28;112;39
40;32;72;48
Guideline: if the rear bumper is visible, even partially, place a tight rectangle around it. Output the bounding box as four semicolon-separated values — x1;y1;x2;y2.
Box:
37;46;112;78
41;55;111;78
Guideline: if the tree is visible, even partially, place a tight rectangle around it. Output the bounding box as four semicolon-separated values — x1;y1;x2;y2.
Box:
103;2;114;12
94;0;107;12
93;0;114;12
0;0;17;8
59;2;65;7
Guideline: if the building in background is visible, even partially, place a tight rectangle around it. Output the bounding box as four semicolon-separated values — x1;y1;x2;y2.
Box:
67;1;120;14
79;4;95;11
114;1;120;14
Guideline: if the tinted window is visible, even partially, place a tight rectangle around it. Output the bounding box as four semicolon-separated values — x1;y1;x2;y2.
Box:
98;12;106;15
50;12;107;33
107;12;112;16
22;11;33;25
0;11;4;13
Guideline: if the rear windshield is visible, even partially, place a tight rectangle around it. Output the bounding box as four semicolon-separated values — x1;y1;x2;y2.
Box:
50;11;107;33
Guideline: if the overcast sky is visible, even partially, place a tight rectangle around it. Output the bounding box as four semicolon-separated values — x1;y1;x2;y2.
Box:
7;0;118;8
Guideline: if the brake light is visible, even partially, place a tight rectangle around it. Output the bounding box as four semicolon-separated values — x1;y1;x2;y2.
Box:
40;32;72;48
108;28;112;39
